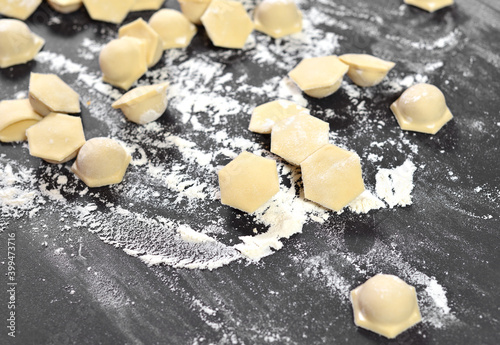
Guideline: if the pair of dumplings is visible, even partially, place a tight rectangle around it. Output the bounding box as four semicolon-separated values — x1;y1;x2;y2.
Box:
288;54;396;99
99;12;195;90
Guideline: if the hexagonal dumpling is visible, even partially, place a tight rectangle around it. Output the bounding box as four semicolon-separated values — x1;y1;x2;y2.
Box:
112;82;169;124
83;0;135;24
71;137;132;188
119;18;163;68
404;0;454;12
47;0;83;14
0;99;42;143
0;19;45;69
289;56;349;98
26;113;86;164
178;0;212;25
249;100;309;134
271;113;329;165
149;9;197;50
201;0;254;49
254;0;302;39
390;83;453;134
350;274;422;338
29;73;81;116
131;0;165;12
0;0;42;20
339;54;395;87
218;152;279;213
99;37;148;90
300;144;365;212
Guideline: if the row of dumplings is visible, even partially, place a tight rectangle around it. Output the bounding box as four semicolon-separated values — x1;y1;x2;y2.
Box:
0;72;132;188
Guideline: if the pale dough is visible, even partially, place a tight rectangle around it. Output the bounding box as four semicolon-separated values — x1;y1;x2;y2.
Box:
112;82;169;125
271;113;329;165
390;83;453;134
404;0;454;12
218;152;279;214
249;100;309;134
178;0;212;25
300;144;365;212
82;0;135;24
350;274;422;339
119;18;163;68
26;112;86;164
254;0;303;39
0;19;45;69
339;54;395;87
99;37;148;90
0;99;42;143
131;0;165;12
288;56;349;98
201;0;254;49
29;73;81;116
71;137;131;188
148;9;197;50
47;0;83;14
0;0;41;20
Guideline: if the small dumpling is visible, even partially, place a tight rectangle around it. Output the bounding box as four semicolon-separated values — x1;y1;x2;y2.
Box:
390;83;453;134
0;99;42;142
99;37;148;90
404;0;454;12
149;9;197;49
26;112;86;164
111;82;169;124
249;100;309;134
254;0;302;38
29;73;81;116
118;18;163;68
0;19;45;68
71;137;131;187
339;54;395;87
288;56;349;98
351;274;422;338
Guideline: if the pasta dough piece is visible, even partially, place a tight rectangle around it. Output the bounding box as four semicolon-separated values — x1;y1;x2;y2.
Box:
47;0;83;14
82;0;135;24
99;37;148;90
149;9;197;50
339;54;395;87
404;0;454;12
350;274;422;338
71;137;131;188
177;0;212;25
254;0;302;38
390;83;453;134
300;144;365;212
271;113;329;166
218;152;279;213
26;113;86;164
288;56;349;98
0;0;41;20
249;100;309;134
111;82;169;124
0;19;45;69
119;18;163;68
131;0;165;12
29;73;81;116
0;99;42;142
201;0;254;49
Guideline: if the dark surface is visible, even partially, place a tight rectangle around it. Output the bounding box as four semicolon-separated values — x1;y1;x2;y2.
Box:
1;1;500;344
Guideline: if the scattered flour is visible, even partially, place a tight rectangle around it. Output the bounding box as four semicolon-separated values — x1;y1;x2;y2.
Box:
376;160;417;208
